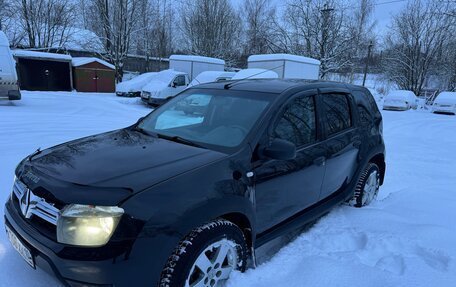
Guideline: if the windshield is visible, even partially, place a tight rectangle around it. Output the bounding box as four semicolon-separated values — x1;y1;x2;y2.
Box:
138;89;273;152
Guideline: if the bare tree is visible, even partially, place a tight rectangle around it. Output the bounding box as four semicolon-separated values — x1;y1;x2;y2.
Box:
382;0;455;95
84;0;139;82
180;0;242;64
346;0;376;81
12;0;76;49
283;0;354;78
242;0;277;55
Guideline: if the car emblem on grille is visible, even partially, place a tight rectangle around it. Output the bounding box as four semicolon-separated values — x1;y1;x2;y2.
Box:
19;188;40;219
24;171;40;184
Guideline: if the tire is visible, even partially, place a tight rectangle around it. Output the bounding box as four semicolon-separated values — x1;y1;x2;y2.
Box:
348;162;380;208
159;219;249;287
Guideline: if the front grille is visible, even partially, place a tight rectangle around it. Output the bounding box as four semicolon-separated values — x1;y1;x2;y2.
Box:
12;179;60;226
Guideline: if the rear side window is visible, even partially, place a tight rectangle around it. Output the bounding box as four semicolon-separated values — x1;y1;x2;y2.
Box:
273;96;316;147
322;94;352;136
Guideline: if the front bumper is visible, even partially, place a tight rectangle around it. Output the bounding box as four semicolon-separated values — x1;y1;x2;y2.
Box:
116;92;139;98
4;199;173;287
383;105;408;111
0;89;21;100
147;97;168;107
432;105;455;114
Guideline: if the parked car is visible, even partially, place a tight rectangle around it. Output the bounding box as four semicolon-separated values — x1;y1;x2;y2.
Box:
432;91;456;115
187;71;236;88
116;72;157;97
0;31;21;101
5;79;385;287
141;69;189;106
231;68;278;80
383;90;418;111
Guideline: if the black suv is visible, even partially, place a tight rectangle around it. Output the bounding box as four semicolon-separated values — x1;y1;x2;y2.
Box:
4;79;385;287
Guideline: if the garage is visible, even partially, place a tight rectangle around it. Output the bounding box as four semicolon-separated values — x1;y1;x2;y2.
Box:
13;50;73;91
72;57;115;93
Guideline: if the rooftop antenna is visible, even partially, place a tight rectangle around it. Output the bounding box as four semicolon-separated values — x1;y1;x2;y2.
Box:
224;64;284;89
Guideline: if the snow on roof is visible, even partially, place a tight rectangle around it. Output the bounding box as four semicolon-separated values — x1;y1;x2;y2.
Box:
248;54;321;65
116;72;158;92
188;71;235;87
169;55;225;65
63;27;104;52
13;50;72;61
386;90;417;101
232;69;279;80
436;92;456;102
142;69;187;92
0;31;9;46
72;57;115;69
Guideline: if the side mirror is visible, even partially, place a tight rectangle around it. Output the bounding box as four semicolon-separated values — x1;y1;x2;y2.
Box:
171;82;177;88
262;138;296;160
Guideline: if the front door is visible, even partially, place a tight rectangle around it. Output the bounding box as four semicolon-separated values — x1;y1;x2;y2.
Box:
254;93;326;234
319;92;360;199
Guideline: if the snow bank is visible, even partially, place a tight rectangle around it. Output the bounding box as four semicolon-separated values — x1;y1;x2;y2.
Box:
13;50;72;61
72;57;115;70
116;72;157;93
169;55;225;65
231;69;278;80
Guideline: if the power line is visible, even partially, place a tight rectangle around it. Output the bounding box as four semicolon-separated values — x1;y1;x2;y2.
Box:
373;0;407;7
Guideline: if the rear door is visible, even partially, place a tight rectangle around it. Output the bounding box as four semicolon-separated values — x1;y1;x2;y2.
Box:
254;92;327;233
318;90;360;199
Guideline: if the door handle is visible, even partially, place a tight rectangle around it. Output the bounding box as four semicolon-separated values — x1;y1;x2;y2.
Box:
353;140;362;148
313;156;326;166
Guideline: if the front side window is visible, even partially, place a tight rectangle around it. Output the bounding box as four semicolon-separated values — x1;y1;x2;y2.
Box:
273;96;316;147
323;94;352;136
139;89;273;151
173;75;186;87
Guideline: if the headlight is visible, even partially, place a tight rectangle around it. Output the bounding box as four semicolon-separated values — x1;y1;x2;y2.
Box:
57;204;124;247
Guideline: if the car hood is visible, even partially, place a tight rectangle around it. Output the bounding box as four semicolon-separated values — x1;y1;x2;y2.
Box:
20;128;226;204
142;80;168;93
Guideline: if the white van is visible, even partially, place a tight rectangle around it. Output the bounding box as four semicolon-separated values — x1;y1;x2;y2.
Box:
0;31;21;100
432;92;456;115
141;69;189;106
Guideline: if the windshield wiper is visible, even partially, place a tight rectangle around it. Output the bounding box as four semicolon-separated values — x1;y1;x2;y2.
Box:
134;126;152;136
156;133;205;149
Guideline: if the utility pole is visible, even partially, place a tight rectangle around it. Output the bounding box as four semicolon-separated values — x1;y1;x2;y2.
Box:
320;3;334;78
362;41;373;87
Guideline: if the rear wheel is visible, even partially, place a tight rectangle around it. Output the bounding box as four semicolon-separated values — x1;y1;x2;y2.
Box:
348;163;380;208
160;219;249;287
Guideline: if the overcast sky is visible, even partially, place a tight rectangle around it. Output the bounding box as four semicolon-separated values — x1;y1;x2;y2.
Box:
231;0;409;36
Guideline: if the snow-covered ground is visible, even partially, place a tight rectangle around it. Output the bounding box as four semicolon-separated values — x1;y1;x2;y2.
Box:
1;91;456;286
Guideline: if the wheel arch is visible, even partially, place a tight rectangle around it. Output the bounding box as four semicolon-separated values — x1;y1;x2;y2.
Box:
219;212;253;250
369;153;386;185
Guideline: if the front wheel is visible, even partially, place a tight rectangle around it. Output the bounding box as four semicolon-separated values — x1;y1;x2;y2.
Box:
348;163;380;208
160;219;249;287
